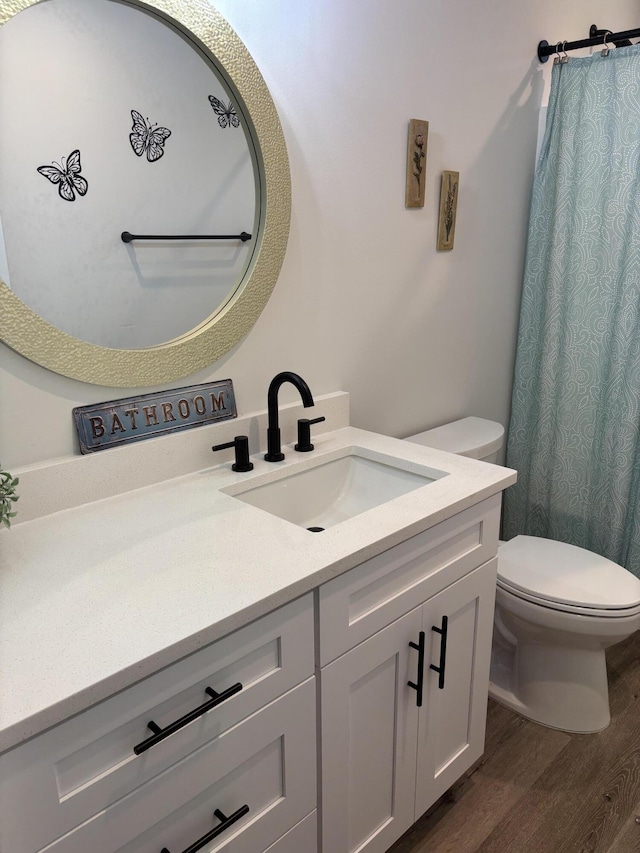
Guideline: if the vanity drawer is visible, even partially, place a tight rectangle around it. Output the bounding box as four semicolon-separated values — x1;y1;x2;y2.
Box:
40;678;317;853
264;811;317;852
0;594;314;853
318;496;500;665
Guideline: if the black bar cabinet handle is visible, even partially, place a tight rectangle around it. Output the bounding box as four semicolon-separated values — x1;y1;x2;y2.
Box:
121;231;251;243
133;683;243;755
429;615;449;690
407;631;426;707
160;804;250;853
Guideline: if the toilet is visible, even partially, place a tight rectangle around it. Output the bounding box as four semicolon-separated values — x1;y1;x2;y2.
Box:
405;417;640;733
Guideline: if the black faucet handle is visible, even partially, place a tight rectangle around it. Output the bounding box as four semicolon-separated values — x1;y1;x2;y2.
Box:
212;435;254;472
295;416;326;452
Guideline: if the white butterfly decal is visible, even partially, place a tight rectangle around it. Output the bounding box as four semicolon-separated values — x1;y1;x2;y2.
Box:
208;95;240;129
36;149;88;202
129;110;172;162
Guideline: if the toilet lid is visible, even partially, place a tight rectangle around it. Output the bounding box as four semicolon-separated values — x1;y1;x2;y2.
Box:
497;536;640;610
404;417;504;459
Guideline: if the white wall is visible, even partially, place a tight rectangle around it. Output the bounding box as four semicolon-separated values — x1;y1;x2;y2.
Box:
1;0;638;468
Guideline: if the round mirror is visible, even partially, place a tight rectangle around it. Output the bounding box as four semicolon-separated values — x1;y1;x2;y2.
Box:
0;0;290;385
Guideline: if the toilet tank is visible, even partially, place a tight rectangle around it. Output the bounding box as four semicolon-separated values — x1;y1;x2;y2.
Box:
404;417;505;463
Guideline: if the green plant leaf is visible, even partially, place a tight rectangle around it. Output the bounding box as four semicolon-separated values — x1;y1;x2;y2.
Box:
0;463;19;528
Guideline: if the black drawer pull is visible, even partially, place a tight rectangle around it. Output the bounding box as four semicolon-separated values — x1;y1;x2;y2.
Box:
429;615;449;689
407;631;426;707
133;683;243;755
161;804;250;853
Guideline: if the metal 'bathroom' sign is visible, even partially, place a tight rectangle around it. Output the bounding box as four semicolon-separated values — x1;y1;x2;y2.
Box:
73;380;237;454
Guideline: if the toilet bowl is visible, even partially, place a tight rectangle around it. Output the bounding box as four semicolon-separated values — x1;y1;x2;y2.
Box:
405;417;640;733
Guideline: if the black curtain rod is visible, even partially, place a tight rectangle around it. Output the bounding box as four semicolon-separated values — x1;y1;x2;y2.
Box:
538;24;640;63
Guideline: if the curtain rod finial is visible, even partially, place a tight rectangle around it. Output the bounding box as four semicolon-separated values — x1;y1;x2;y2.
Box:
538;40;550;63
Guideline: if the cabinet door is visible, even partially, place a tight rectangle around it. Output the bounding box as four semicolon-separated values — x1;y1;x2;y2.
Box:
414;558;497;816
320;608;422;853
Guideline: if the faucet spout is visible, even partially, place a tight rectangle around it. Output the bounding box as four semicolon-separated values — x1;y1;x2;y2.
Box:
265;371;314;461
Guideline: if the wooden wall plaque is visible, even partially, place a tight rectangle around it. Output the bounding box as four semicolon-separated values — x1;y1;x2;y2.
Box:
405;119;429;208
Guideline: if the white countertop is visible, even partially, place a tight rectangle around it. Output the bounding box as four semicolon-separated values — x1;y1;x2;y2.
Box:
0;425;516;753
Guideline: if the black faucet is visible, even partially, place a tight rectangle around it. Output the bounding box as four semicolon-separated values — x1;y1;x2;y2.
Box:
265;371;314;461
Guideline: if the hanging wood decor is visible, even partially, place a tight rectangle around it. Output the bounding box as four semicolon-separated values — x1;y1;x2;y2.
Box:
405;119;429;208
437;170;459;250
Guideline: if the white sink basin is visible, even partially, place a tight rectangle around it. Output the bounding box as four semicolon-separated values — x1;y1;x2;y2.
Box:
227;449;446;530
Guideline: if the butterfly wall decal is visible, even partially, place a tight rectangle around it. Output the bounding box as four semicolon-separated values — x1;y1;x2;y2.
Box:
208;95;239;129
36;149;88;202
129;109;172;162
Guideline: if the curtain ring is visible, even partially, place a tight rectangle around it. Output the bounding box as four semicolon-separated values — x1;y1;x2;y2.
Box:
559;40;569;64
601;30;614;57
553;41;563;65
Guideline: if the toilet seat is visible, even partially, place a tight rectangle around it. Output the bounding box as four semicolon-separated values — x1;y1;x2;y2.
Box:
497;578;640;619
498;535;640;616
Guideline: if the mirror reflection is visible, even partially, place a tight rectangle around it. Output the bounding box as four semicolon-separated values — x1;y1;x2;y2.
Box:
0;0;258;349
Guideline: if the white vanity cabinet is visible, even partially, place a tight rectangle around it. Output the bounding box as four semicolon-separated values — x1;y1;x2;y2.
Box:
318;497;500;853
0;489;504;853
0;595;316;853
0;420;517;853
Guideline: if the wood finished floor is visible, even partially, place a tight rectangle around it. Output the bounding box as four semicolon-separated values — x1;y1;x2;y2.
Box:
387;631;640;853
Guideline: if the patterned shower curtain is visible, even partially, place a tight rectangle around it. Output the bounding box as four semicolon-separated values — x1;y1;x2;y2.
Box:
503;45;640;576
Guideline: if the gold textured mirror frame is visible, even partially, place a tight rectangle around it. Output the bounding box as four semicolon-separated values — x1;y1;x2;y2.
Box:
0;0;291;386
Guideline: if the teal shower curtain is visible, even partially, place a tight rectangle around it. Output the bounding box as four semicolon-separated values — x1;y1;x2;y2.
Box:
503;46;640;576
